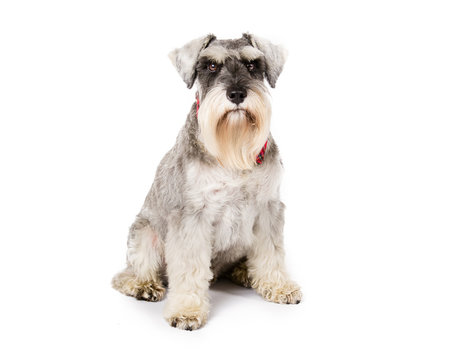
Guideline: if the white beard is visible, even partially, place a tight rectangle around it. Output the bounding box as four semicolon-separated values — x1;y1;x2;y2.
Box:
197;85;271;170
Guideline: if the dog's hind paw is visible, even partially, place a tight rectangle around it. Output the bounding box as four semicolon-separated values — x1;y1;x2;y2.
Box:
258;281;302;304
112;268;165;302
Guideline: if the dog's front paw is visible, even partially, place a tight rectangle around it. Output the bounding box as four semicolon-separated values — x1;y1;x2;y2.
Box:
164;296;209;331
167;311;208;331
258;282;302;304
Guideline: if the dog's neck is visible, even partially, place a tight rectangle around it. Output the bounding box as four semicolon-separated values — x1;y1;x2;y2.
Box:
195;92;268;165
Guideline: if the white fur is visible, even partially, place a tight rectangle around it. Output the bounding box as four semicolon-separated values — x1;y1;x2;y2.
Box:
200;46;230;63
161;156;294;327
239;46;264;61
127;225;163;282
113;34;301;331
199;45;264;63
197;85;271;170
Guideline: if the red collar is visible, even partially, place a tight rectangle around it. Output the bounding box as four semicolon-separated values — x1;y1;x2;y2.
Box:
256;140;268;165
196;92;200;116
195;92;268;165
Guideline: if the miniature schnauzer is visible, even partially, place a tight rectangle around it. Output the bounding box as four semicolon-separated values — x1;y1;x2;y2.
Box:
112;33;301;330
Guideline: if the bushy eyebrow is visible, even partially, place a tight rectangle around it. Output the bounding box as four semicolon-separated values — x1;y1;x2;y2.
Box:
200;46;230;64
200;45;264;65
239;46;264;61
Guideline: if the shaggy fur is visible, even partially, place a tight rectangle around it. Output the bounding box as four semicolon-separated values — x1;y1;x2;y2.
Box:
112;33;301;331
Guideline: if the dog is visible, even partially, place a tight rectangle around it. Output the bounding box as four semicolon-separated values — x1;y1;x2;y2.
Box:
112;33;301;330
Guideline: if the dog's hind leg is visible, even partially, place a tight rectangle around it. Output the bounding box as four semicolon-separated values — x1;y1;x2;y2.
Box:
112;217;165;301
224;258;252;288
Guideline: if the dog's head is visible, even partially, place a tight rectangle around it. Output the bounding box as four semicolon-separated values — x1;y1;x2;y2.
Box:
169;34;287;170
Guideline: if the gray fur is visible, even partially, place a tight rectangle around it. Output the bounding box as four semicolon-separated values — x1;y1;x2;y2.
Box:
138;107;282;275
113;34;300;331
170;33;287;89
169;34;216;88
243;33;287;88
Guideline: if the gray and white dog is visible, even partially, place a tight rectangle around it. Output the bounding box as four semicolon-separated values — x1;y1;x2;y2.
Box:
112;33;301;330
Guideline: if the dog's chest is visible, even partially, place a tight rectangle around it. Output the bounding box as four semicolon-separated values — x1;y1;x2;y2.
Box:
185;161;280;253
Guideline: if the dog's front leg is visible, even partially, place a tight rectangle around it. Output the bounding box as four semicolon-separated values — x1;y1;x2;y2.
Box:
247;200;302;304
163;212;213;330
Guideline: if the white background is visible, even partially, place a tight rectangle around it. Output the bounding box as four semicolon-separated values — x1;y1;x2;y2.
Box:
1;0;449;359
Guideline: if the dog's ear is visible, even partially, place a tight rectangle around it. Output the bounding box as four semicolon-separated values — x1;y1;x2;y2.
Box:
243;33;287;88
168;34;216;89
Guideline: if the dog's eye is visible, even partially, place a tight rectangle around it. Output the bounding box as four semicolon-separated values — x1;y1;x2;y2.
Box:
246;62;255;72
208;62;218;72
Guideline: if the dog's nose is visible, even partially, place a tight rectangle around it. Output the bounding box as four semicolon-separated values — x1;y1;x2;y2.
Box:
226;88;247;105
